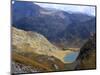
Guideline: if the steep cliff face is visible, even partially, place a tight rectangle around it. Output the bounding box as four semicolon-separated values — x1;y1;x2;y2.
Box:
75;34;96;69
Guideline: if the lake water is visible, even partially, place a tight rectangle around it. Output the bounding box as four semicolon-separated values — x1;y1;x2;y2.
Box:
64;52;79;62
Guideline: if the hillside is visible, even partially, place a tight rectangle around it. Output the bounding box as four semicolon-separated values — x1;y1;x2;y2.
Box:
12;27;74;63
12;27;69;73
12;52;65;74
75;34;96;69
12;26;58;54
12;26;81;73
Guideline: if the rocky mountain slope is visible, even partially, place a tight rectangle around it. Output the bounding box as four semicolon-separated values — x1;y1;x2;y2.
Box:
12;61;40;74
75;34;96;69
12;52;65;74
12;27;78;74
12;27;73;63
12;27;58;54
12;27;66;74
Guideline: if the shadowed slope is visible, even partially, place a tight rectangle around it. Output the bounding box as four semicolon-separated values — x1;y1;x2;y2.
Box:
76;34;96;69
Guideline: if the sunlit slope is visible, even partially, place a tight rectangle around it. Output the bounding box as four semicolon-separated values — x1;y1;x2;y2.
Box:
12;27;72;63
12;52;53;72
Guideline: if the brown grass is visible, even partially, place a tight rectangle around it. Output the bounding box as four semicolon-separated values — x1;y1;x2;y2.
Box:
12;52;53;72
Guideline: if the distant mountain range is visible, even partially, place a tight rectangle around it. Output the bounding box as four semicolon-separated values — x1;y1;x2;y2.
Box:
12;1;96;48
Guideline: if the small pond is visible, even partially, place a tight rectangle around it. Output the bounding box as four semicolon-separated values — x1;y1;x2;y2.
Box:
64;51;79;62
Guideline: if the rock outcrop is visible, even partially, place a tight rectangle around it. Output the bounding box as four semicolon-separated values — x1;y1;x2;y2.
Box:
75;34;96;69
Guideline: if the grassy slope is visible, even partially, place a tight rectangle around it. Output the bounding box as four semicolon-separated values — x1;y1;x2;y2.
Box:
12;27;77;63
12;27;82;73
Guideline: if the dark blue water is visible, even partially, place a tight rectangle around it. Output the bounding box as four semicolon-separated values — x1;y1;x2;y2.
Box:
64;52;79;62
